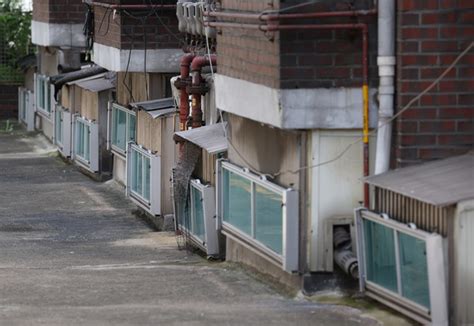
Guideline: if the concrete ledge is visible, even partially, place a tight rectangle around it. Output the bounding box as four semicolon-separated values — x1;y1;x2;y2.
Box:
32;20;86;48
225;236;301;291
215;74;378;130
93;43;182;73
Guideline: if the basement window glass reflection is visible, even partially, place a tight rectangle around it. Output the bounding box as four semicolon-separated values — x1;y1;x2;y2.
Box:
362;217;431;309
112;104;136;154
36;75;51;114
130;146;151;203
221;163;285;256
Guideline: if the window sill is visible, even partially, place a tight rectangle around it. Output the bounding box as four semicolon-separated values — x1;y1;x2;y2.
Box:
36;107;52;120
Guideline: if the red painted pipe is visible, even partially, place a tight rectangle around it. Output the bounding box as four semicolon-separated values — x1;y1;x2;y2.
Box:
204;19;372;206
179;53;196;131
204;9;376;21
190;55;217;129
90;1;176;10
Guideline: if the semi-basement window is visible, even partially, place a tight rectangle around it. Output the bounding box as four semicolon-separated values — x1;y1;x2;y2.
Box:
74;116;99;172
35;74;51;116
55;108;63;146
126;143;161;215
355;209;448;324
111;104;136;155
217;161;298;272
179;180;219;256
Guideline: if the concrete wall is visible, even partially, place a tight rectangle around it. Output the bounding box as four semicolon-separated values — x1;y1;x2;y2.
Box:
309;130;376;272
226;114;301;190
117;72;174;106
224;113;305;278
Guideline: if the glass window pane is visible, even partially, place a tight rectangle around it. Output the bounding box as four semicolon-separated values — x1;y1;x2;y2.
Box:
363;219;398;292
84;124;90;161
128;114;136;142
223;169;251;236
76;121;84;157
255;184;283;254
55;110;62;144
192;186;205;241
46;82;51;112
131;150;138;193
398;233;430;308
113;109;127;150
143;156;150;201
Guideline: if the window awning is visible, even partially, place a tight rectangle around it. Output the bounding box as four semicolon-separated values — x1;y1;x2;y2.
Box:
130;97;177;119
174;122;228;154
365;151;474;206
74;76;115;93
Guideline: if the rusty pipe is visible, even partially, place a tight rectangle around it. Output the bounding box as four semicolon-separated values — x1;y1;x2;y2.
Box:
204;20;371;206
89;1;176;10
190;55;217;129
178;53;196;131
204;9;376;21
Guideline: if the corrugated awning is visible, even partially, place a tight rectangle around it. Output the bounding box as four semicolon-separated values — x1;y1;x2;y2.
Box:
365;151;474;206
174;123;228;154
130;97;177;119
74;76;115;93
130;98;175;111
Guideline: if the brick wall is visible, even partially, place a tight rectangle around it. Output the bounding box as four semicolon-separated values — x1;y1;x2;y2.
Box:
216;0;378;89
33;0;85;24
396;0;474;166
93;0;180;50
217;0;280;88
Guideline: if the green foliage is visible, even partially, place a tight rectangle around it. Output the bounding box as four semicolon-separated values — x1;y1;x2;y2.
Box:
0;0;32;84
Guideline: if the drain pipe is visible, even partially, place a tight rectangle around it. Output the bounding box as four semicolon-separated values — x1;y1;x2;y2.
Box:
175;53;196;131
374;0;396;175
189;55;217;128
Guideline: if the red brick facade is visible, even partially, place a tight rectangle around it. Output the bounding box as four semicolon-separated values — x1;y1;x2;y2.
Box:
93;1;180;50
395;0;474;166
32;0;85;24
216;0;378;89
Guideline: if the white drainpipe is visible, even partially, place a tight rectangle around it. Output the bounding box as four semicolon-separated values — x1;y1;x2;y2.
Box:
374;0;396;174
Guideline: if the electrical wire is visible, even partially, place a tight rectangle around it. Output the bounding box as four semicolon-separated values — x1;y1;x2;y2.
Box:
272;41;474;177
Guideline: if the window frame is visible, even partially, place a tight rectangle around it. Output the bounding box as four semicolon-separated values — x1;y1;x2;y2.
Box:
35;74;52;118
179;179;219;256
73;116;99;172
217;160;298;273
355;208;448;325
126;142;161;216
110;103;136;156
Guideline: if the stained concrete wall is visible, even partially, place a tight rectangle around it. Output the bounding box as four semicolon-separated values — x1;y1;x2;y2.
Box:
227;114;301;190
225;113;306;283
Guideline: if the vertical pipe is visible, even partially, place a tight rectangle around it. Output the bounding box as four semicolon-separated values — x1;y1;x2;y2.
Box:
375;0;396;174
362;26;370;207
190;55;217;129
178;53;196;131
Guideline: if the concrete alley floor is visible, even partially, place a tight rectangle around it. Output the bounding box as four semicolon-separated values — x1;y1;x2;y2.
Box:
0;123;401;325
